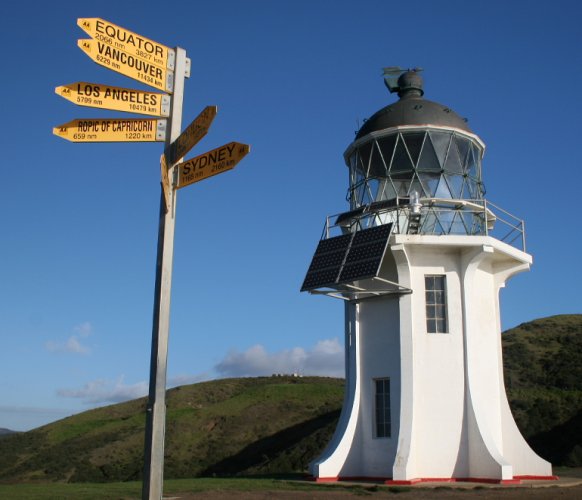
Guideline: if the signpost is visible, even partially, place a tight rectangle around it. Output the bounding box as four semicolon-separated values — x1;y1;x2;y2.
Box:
53;118;167;142
55;82;170;117
53;17;249;500
177;142;250;188
141;46;186;500
78;39;174;92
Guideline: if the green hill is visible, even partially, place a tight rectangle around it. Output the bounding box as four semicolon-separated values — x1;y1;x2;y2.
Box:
0;429;18;438
503;314;582;466
0;314;580;484
0;376;343;483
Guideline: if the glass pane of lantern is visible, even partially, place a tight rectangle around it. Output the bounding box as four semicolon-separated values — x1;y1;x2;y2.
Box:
461;177;476;200
402;132;425;167
409;176;424;197
444;174;463;198
368;140;387;177
390;135;414;172
378;134;397;173
417;134;441;172
367;178;380;201
392;180;411;196
455;135;470;169
428;131;452;166
448;212;466;234
384;180;397;200
357;142;373;175
434;175;452;198
418;173;440;197
466;146;480;180
444;137;463;174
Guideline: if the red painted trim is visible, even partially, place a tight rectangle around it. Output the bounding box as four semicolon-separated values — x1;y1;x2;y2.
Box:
385;479;422;485
315;475;559;485
339;476;390;482
514;475;560;481
387;477;523;485
314;476;389;482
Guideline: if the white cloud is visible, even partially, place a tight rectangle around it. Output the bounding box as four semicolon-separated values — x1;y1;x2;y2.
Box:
45;322;93;355
45;336;90;354
214;338;344;378
56;373;211;407
74;321;92;337
57;376;148;405
55;338;344;407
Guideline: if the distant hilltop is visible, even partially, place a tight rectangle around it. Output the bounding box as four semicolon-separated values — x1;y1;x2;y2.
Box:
0;428;18;437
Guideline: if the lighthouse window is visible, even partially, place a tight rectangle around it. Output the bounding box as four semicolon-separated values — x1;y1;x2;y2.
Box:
374;378;391;438
425;275;448;333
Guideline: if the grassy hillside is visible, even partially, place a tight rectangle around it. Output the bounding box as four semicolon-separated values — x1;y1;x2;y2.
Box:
0;314;580;484
503;314;582;466
0;376;343;483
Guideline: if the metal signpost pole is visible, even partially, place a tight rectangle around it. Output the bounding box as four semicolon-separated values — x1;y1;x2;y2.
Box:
142;47;187;500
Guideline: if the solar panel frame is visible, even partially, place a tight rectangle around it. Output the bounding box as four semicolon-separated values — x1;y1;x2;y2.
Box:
301;223;393;292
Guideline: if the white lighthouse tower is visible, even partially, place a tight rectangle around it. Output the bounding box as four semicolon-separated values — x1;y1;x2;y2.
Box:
301;69;555;484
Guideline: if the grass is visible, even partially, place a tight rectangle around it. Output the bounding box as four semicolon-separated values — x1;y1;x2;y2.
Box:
0;477;406;499
1;469;580;499
555;466;582;478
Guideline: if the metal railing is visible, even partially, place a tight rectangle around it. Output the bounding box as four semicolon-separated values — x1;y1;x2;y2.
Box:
322;197;526;252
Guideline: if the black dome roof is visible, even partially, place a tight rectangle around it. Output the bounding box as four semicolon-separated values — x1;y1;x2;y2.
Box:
355;71;472;139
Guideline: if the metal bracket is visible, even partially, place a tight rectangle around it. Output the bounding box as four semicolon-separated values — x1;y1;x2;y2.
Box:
160;95;171;117
156;119;167;141
308;276;412;302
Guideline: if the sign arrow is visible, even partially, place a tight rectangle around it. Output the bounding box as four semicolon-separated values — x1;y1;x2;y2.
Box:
78;39;174;93
55;82;170;117
177;142;250;189
165;105;217;165
53;118;167;143
78;17;176;71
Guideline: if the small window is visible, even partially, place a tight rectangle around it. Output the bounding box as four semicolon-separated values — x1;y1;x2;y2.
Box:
374;378;391;438
425;275;448;333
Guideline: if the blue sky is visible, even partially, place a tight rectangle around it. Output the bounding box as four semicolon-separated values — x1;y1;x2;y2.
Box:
1;0;580;431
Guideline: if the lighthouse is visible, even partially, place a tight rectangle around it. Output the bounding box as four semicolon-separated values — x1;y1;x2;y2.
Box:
301;68;555;484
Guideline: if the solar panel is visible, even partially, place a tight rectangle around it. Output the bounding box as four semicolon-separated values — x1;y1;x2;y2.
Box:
301;233;352;291
339;259;382;282
301;223;393;292
338;223;392;283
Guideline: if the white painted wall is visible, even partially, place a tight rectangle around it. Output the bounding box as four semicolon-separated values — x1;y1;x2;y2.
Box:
310;234;552;482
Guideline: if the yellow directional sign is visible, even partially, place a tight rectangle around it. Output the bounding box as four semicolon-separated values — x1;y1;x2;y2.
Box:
78;17;175;71
78;39;174;93
165;106;217;165
53;118;167;143
55;82;170;117
177;142;250;189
